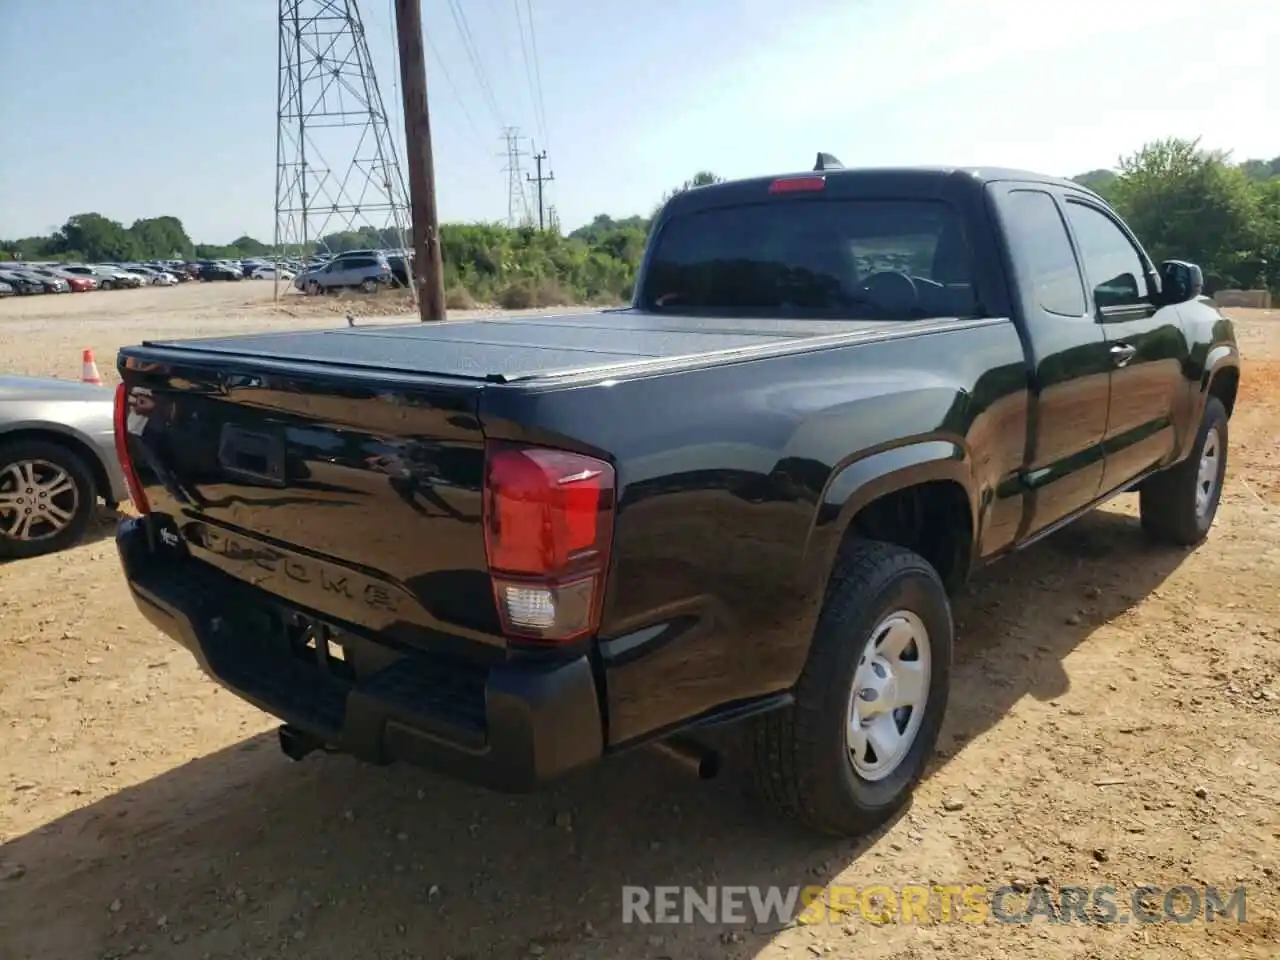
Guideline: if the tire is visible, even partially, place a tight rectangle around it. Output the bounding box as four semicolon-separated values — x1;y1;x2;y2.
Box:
0;439;98;560
750;539;953;836
305;280;320;296
99;279;114;291
1139;396;1228;546
360;278;379;294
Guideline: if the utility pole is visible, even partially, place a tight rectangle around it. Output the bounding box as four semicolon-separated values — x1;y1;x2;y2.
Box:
526;146;554;231
393;0;446;321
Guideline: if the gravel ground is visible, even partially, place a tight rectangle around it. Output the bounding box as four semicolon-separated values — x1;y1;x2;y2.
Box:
1;285;1277;960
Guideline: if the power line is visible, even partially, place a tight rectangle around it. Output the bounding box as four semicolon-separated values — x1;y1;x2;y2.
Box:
511;0;545;145
445;0;504;130
523;0;549;146
384;0;407;165
423;30;490;152
376;0;487;156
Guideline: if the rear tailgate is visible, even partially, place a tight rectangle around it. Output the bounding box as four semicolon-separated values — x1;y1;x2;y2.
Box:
117;312;867;658
119;349;503;658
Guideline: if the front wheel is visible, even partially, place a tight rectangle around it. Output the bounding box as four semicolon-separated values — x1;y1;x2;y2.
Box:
1139;396;1228;546
99;279;114;291
750;539;953;836
305;280;320;296
0;440;98;560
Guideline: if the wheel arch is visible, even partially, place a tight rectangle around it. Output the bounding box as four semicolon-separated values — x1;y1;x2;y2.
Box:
1204;358;1239;419
807;440;980;594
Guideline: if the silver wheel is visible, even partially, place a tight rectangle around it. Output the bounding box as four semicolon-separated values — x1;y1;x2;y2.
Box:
847;610;931;782
0;458;80;543
1195;426;1221;520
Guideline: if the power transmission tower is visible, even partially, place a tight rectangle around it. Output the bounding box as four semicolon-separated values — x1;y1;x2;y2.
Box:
526;145;554;231
274;0;413;300
499;127;533;228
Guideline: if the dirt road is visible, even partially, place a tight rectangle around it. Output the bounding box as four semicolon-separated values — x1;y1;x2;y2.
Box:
1;288;1277;959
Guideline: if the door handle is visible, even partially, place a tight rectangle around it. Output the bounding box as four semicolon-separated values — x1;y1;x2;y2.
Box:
1110;343;1137;367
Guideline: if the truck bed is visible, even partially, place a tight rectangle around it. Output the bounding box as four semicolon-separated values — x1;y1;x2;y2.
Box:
140;310;896;384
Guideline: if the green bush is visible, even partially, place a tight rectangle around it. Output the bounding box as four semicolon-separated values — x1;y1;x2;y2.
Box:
444;285;477;310
496;279;537;309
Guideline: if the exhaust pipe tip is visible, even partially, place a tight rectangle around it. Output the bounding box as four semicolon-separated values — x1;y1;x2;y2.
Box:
651;735;721;780
278;724;322;762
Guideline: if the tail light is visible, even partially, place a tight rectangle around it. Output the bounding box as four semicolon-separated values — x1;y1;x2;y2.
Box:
769;175;826;193
113;383;151;515
483;441;615;643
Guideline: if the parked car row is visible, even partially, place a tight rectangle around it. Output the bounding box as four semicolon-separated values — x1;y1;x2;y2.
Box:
198;257;301;282
0;261;184;296
0;255;310;298
0;251;410;300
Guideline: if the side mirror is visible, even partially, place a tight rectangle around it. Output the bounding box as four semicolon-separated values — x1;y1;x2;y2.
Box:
1159;260;1204;304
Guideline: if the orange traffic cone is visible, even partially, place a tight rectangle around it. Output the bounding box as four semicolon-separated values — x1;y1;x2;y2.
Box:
81;348;102;385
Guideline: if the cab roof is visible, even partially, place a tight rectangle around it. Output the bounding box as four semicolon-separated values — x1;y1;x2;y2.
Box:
662;163;1106;213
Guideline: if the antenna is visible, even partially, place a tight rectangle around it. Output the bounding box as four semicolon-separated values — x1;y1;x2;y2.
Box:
814;152;844;172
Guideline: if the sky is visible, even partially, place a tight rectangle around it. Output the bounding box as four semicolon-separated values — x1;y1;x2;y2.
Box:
1;0;1277;244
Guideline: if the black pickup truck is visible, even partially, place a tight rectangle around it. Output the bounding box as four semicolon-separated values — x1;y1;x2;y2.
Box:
113;159;1240;836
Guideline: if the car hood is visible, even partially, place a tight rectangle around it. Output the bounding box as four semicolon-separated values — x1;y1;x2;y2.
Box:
0;374;113;402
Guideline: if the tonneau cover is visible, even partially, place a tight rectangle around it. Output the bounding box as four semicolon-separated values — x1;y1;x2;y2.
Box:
141;310;889;383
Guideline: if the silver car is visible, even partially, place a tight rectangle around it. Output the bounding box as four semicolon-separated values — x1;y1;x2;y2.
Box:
294;251;393;294
0;375;129;559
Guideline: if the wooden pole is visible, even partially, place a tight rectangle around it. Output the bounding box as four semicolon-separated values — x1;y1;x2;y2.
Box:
393;0;446;322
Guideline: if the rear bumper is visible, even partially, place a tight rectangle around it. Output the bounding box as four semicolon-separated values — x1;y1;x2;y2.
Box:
115;517;605;791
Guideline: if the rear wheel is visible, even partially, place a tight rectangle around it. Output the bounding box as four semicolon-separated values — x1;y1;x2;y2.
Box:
0;440;98;560
750;540;953;836
1140;397;1228;546
360;278;379;293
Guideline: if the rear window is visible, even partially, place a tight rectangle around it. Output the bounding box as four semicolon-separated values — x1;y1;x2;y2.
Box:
640;199;979;320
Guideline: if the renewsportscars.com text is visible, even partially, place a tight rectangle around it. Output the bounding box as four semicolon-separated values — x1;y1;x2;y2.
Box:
621;884;1248;926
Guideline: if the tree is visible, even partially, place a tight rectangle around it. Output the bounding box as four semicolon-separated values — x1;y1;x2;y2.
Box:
315;226;405;254
1071;169;1118;201
1249;177;1280;292
568;214;648;246
231;235;270;256
1109;138;1262;290
1239;157;1280;181
54;213;137;262
651;171;725;219
129;216;194;258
